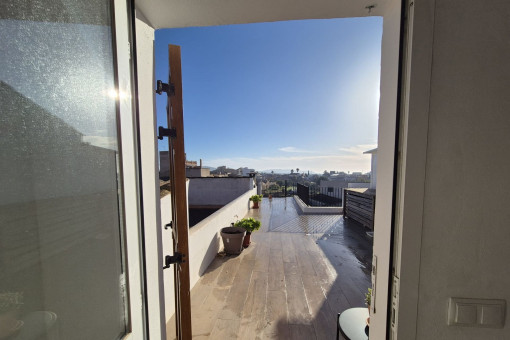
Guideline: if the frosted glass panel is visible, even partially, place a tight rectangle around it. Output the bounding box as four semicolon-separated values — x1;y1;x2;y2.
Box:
0;1;127;339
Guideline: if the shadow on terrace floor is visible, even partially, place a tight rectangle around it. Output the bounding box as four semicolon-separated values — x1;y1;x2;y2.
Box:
167;197;373;339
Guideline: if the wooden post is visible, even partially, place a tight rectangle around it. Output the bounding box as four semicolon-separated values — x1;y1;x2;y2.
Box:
167;44;192;340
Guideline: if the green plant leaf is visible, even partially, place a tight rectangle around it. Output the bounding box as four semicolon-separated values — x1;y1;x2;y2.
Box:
234;217;261;232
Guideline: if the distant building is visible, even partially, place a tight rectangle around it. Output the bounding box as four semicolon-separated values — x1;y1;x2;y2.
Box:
237;167;255;177
186;167;210;178
160;154;211;179
186;159;210;178
210;165;254;177
159;151;170;179
319;180;349;199
320;173;372;200
363;148;377;190
211;165;236;176
215;165;227;173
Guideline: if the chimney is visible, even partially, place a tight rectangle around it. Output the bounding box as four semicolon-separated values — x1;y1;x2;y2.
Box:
200;159;203;168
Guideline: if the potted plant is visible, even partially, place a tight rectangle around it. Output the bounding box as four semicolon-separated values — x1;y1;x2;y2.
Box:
0;292;23;338
234;217;261;248
249;194;263;209
220;223;246;255
365;287;372;326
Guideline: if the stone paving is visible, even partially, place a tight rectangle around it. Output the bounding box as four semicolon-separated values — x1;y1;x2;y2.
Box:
168;197;373;339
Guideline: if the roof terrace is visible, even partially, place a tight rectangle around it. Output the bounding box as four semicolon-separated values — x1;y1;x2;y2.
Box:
167;197;373;339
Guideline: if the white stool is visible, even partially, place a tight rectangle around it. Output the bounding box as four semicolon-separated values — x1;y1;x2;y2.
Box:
337;307;369;340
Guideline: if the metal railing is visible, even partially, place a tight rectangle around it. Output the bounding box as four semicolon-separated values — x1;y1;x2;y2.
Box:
297;183;310;205
262;181;342;207
297;183;342;207
262;180;296;198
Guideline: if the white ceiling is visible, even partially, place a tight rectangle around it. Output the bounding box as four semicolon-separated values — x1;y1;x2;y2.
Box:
135;0;390;29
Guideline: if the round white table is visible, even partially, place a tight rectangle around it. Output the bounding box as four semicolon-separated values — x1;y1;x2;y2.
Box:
337;307;369;340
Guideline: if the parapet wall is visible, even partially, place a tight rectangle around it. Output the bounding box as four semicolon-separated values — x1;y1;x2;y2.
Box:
188;177;254;206
160;186;257;321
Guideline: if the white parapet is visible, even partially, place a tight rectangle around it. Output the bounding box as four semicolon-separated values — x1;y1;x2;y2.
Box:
160;186;257;322
188;187;257;287
293;195;343;215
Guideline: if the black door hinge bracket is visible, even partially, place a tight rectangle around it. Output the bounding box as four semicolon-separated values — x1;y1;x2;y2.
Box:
155;80;175;96
157;126;177;140
162;252;185;269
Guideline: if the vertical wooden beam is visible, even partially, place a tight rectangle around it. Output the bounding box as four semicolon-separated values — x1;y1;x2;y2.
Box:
167;44;192;340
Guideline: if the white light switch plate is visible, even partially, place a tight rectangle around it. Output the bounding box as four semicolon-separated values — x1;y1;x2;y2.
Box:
448;298;506;328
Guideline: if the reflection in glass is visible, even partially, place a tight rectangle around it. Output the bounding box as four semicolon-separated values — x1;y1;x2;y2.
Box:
0;1;128;339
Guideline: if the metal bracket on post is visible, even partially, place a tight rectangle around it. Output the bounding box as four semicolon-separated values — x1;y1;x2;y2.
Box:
162;252;185;269
157;126;177;140
155;80;175;96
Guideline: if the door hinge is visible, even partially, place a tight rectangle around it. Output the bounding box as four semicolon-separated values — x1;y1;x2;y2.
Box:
371;255;377;313
155;80;175;96
391;275;400;333
157;126;177;140
162;252;185;269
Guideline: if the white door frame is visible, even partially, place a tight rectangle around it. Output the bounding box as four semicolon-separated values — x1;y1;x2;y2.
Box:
114;0;167;338
367;0;404;337
133;7;169;340
114;0;147;337
128;1;411;339
389;0;436;339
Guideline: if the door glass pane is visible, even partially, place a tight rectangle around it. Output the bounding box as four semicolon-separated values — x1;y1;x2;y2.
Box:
0;1;128;339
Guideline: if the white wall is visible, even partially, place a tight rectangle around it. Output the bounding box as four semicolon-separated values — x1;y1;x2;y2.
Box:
186;167;211;177
188;177;254;206
319;179;348;189
159;194;176;325
161;187;256;320
188;187;256;287
319;180;370;202
410;0;510;339
348;183;370;189
370;153;377;189
294;195;342;215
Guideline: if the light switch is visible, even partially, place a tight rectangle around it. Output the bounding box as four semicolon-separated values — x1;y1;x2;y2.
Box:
448;298;506;328
455;303;477;324
481;304;505;328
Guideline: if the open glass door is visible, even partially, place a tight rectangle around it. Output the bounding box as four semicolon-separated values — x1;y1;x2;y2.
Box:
0;0;151;339
156;44;193;340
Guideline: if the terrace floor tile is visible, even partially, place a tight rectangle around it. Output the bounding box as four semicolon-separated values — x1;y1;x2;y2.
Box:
167;197;372;340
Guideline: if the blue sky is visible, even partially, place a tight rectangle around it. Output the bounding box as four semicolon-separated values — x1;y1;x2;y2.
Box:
155;17;382;173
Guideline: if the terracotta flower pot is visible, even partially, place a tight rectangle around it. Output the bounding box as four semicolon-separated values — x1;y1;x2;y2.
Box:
252;201;259;209
243;232;252;248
